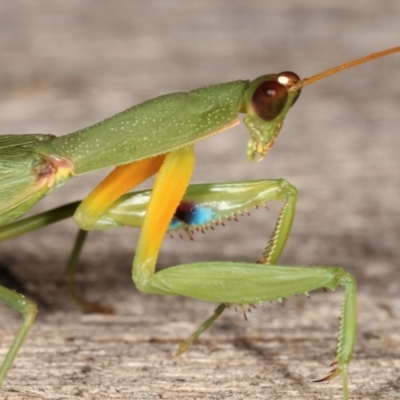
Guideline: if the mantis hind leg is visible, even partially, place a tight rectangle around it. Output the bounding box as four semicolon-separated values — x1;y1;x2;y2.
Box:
0;285;37;384
63;229;114;314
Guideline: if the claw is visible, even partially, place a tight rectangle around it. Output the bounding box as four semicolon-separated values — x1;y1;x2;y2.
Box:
314;364;350;400
314;366;342;382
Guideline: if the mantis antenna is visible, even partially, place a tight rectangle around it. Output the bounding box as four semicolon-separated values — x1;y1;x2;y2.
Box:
291;45;400;91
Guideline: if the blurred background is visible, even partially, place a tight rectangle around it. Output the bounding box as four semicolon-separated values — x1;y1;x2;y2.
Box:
0;1;400;399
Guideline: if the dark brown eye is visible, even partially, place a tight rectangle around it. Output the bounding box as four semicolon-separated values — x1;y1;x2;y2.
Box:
252;80;288;121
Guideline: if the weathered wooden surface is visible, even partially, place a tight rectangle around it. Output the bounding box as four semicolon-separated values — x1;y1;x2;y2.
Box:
0;1;400;399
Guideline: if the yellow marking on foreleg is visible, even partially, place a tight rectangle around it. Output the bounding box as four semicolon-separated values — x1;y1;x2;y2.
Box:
75;155;165;229
133;145;196;285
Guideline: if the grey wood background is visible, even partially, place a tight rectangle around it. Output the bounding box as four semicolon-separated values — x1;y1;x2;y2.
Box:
0;1;400;399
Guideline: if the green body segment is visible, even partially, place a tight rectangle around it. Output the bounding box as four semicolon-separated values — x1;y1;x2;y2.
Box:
38;81;248;175
0;134;60;224
145;263;344;301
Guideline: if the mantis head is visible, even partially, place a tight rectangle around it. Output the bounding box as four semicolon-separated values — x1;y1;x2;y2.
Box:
242;45;400;162
242;71;301;161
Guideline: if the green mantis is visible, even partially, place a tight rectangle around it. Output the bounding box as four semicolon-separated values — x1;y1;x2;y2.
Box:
0;46;400;399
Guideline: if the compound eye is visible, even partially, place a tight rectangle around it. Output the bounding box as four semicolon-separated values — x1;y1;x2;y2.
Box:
252;80;288;121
